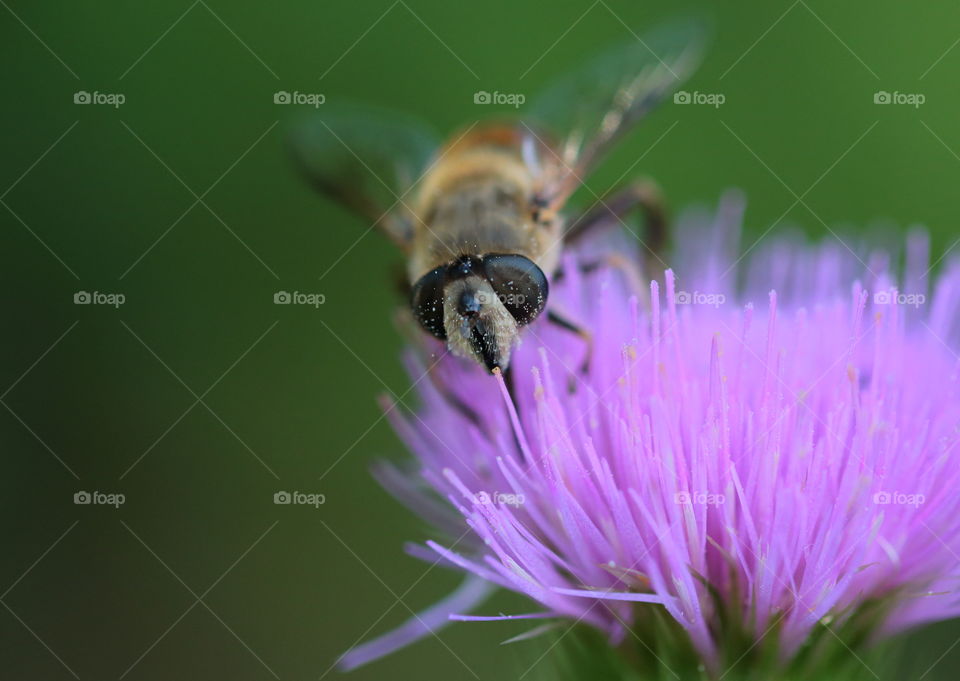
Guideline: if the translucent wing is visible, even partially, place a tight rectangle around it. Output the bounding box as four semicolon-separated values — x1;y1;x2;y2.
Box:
290;103;441;251
526;18;706;209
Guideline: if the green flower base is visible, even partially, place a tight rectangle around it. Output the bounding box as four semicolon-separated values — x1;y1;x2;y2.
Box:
538;598;901;681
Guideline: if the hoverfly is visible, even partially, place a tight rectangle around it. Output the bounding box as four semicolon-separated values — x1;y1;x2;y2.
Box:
293;20;703;374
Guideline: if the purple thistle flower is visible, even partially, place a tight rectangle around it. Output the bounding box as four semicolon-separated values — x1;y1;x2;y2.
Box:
341;192;960;677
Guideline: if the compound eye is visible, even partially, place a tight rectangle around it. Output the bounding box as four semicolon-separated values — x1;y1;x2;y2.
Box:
482;254;549;325
410;266;447;340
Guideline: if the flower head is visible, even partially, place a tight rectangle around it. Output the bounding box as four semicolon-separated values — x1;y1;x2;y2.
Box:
342;192;960;678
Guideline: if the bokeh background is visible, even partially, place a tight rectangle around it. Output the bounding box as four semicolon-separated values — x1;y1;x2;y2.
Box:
2;1;959;679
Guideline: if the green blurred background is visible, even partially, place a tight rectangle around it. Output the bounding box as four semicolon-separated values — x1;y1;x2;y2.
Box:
2;1;959;679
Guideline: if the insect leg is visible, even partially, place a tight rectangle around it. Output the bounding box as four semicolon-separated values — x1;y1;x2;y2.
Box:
424;363;489;433
564;178;667;259
392;308;492;437
546;309;593;377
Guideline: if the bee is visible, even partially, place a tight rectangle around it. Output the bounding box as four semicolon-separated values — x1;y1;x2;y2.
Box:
293;20;703;374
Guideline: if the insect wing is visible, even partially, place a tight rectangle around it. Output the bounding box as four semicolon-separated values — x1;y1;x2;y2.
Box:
290;104;441;250
527;18;705;208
